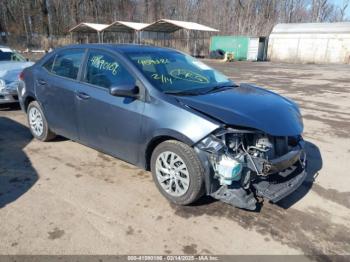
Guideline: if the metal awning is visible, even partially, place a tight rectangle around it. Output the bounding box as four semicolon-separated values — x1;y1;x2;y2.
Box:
69;23;109;33
142;19;219;33
104;21;150;32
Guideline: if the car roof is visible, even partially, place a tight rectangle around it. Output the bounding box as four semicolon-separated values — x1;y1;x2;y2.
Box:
55;43;179;54
0;45;13;51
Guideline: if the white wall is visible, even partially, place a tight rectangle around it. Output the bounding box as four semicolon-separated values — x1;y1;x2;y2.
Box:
268;33;350;64
247;37;259;61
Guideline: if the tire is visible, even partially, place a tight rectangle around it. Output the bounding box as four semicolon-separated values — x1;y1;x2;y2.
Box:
27;101;56;141
217;49;225;57
151;140;205;205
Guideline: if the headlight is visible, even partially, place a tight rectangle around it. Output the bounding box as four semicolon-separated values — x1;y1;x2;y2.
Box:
0;79;6;92
6;80;19;90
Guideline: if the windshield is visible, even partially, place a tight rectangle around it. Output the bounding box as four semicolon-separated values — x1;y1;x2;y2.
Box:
125;50;233;94
0;49;26;62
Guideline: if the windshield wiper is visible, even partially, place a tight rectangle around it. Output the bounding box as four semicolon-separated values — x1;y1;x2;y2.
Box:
164;90;204;96
164;84;238;96
203;84;238;94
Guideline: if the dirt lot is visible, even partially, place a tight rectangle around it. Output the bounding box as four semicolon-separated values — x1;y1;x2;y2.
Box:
0;61;349;258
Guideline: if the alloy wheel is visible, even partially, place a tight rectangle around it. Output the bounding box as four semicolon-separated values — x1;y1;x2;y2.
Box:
155;151;190;197
29;107;44;137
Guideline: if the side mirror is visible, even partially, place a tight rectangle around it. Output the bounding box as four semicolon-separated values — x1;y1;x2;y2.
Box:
109;85;139;98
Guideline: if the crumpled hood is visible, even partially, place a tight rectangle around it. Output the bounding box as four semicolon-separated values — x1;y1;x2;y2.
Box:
0;61;34;83
177;84;303;136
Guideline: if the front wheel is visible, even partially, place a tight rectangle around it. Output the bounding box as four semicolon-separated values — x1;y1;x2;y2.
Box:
150;140;205;205
27;101;56;141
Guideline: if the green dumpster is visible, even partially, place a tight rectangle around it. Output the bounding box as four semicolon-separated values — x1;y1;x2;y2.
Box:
210;36;249;60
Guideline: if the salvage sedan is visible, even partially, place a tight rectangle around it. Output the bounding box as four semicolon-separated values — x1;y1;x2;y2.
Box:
18;44;306;210
0;45;33;104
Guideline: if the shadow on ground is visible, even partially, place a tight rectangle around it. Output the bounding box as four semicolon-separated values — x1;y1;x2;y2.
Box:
0;103;21;111
0;116;38;208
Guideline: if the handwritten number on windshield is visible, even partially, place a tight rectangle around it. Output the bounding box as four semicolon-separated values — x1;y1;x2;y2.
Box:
170;69;209;84
138;58;170;66
151;74;173;84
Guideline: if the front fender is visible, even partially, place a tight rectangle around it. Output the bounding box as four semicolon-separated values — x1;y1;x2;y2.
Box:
137;97;220;168
150;128;195;146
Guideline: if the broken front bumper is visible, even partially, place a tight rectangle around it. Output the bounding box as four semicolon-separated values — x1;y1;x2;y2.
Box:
208;140;307;210
252;157;307;203
251;141;307;203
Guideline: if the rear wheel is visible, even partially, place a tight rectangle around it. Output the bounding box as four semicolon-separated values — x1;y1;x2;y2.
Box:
151;140;205;205
27;101;56;141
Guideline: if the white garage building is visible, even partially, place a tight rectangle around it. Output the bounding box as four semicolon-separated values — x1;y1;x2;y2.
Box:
268;22;350;64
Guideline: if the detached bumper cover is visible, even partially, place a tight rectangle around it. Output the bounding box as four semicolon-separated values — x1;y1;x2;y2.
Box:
267;145;302;174
252;157;307;203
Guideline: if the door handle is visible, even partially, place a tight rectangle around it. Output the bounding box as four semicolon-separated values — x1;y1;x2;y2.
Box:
76;91;90;100
37;79;46;85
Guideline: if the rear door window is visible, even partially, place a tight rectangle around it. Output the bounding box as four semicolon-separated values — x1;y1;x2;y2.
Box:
83;50;135;89
50;49;85;80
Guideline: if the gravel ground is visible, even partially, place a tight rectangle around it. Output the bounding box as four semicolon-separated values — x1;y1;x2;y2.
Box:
0;60;349;258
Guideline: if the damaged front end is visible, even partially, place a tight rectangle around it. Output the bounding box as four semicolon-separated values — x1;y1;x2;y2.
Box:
195;128;307;210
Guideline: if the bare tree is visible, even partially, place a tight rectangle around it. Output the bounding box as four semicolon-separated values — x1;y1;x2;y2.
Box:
339;0;349;21
0;0;345;48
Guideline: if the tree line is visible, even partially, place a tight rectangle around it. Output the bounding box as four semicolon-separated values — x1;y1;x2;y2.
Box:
0;0;349;48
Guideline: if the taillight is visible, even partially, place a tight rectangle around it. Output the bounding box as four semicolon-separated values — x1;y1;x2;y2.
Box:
19;71;25;81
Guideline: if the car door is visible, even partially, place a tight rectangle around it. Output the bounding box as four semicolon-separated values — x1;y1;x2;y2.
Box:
76;49;145;164
35;49;85;140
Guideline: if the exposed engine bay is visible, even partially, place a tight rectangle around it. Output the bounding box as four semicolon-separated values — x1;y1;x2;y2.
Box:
196;128;307;210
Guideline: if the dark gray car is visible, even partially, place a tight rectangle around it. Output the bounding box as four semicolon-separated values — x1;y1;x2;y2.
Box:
18;44;307;210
